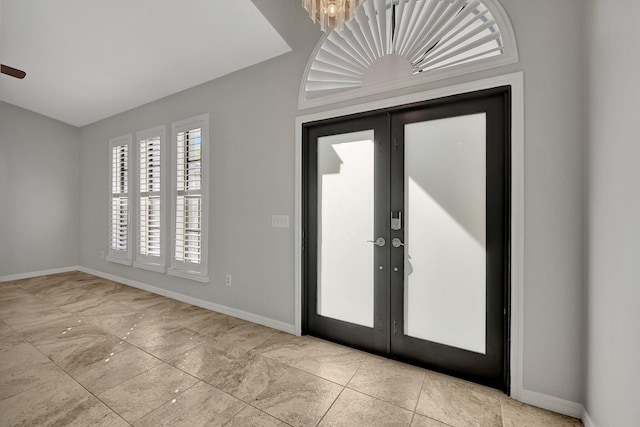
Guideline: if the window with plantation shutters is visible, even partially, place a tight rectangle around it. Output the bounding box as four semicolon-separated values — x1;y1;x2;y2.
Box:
299;0;518;109
135;126;166;272
107;134;133;265
169;114;209;282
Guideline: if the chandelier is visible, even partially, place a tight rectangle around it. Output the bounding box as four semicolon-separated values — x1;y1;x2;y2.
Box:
302;0;364;32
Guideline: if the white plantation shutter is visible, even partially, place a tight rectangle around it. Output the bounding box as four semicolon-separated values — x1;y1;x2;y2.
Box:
299;0;518;109
170;114;209;282
108;134;133;265
135;126;166;271
175;128;202;263
139;136;162;257
112;145;128;250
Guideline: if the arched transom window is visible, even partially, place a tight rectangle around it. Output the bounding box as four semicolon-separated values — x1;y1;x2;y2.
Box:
300;0;518;109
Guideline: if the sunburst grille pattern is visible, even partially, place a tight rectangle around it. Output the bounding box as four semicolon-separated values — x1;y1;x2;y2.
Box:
304;0;511;101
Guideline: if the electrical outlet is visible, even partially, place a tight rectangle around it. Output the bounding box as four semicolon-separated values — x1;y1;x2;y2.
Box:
225;274;232;287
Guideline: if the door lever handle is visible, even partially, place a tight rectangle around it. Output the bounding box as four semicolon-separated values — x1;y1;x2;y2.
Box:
367;237;386;247
392;238;406;248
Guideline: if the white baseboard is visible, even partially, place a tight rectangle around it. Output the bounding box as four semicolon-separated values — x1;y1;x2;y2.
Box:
581;408;596;427
77;266;296;335
519;389;584;419
0;266;81;283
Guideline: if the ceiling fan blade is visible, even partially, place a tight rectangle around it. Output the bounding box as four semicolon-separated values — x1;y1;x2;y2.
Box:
1;64;27;79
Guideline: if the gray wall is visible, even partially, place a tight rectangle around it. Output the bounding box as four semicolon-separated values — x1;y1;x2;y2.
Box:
585;0;640;425
79;2;316;325
512;0;585;402
77;0;585;405
0;102;80;276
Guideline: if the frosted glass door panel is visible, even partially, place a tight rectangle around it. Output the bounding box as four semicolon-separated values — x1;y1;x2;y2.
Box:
317;130;375;328
404;114;487;354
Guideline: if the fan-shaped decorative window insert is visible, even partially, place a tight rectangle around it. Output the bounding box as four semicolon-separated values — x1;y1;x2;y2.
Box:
300;0;518;109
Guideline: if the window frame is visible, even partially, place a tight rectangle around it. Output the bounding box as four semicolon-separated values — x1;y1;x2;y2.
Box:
107;134;133;265
134;125;167;273
169;114;210;282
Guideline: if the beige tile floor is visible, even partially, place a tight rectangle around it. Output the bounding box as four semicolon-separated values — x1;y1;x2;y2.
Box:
0;271;583;427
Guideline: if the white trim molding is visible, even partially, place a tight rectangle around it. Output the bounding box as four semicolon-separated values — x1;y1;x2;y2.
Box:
295;71;524;395
78;267;295;335
582;408;596;427
0;266;81;283
519;388;584;419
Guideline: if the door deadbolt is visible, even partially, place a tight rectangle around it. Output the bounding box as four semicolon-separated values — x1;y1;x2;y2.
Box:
391;211;402;230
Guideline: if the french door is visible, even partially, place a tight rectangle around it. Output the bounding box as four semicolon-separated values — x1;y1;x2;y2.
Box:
302;87;510;391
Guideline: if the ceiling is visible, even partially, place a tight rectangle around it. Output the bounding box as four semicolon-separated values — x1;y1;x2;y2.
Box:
0;0;291;127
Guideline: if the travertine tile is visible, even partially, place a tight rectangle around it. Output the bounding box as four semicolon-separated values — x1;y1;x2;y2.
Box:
97;363;199;423
187;312;247;337
0;373;127;427
204;351;289;402
111;318;180;344
134;381;245;426
0;341;67;400
318;388;413;427
56;282;124;313
253;368;343;427
30;277;107;307
13;313;86;342
107;287;166;309
225;405;291;427
136;299;192;321
68;345;163;394
294;340;366;385
0;323;25;352
149;302;215;327
0;284;25;299
415;372;502;427
347;356;426;410
168;342;247;380
60;297;130;316
2;304;71;330
501;396;583;427
0;296;47;318
126;325;208;360
213;322;279;351
256;332;316;365
168;341;288;402
410;413;450;426
82;307;149;337
58;293;119;314
14;271;82;293
29;323;128;370
0;287;41;310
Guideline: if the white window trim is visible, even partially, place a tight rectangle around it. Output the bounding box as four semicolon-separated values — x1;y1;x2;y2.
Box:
107;134;133;265
169;114;210;283
134;125;167;273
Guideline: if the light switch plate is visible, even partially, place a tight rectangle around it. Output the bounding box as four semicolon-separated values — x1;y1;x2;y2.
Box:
271;215;290;228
